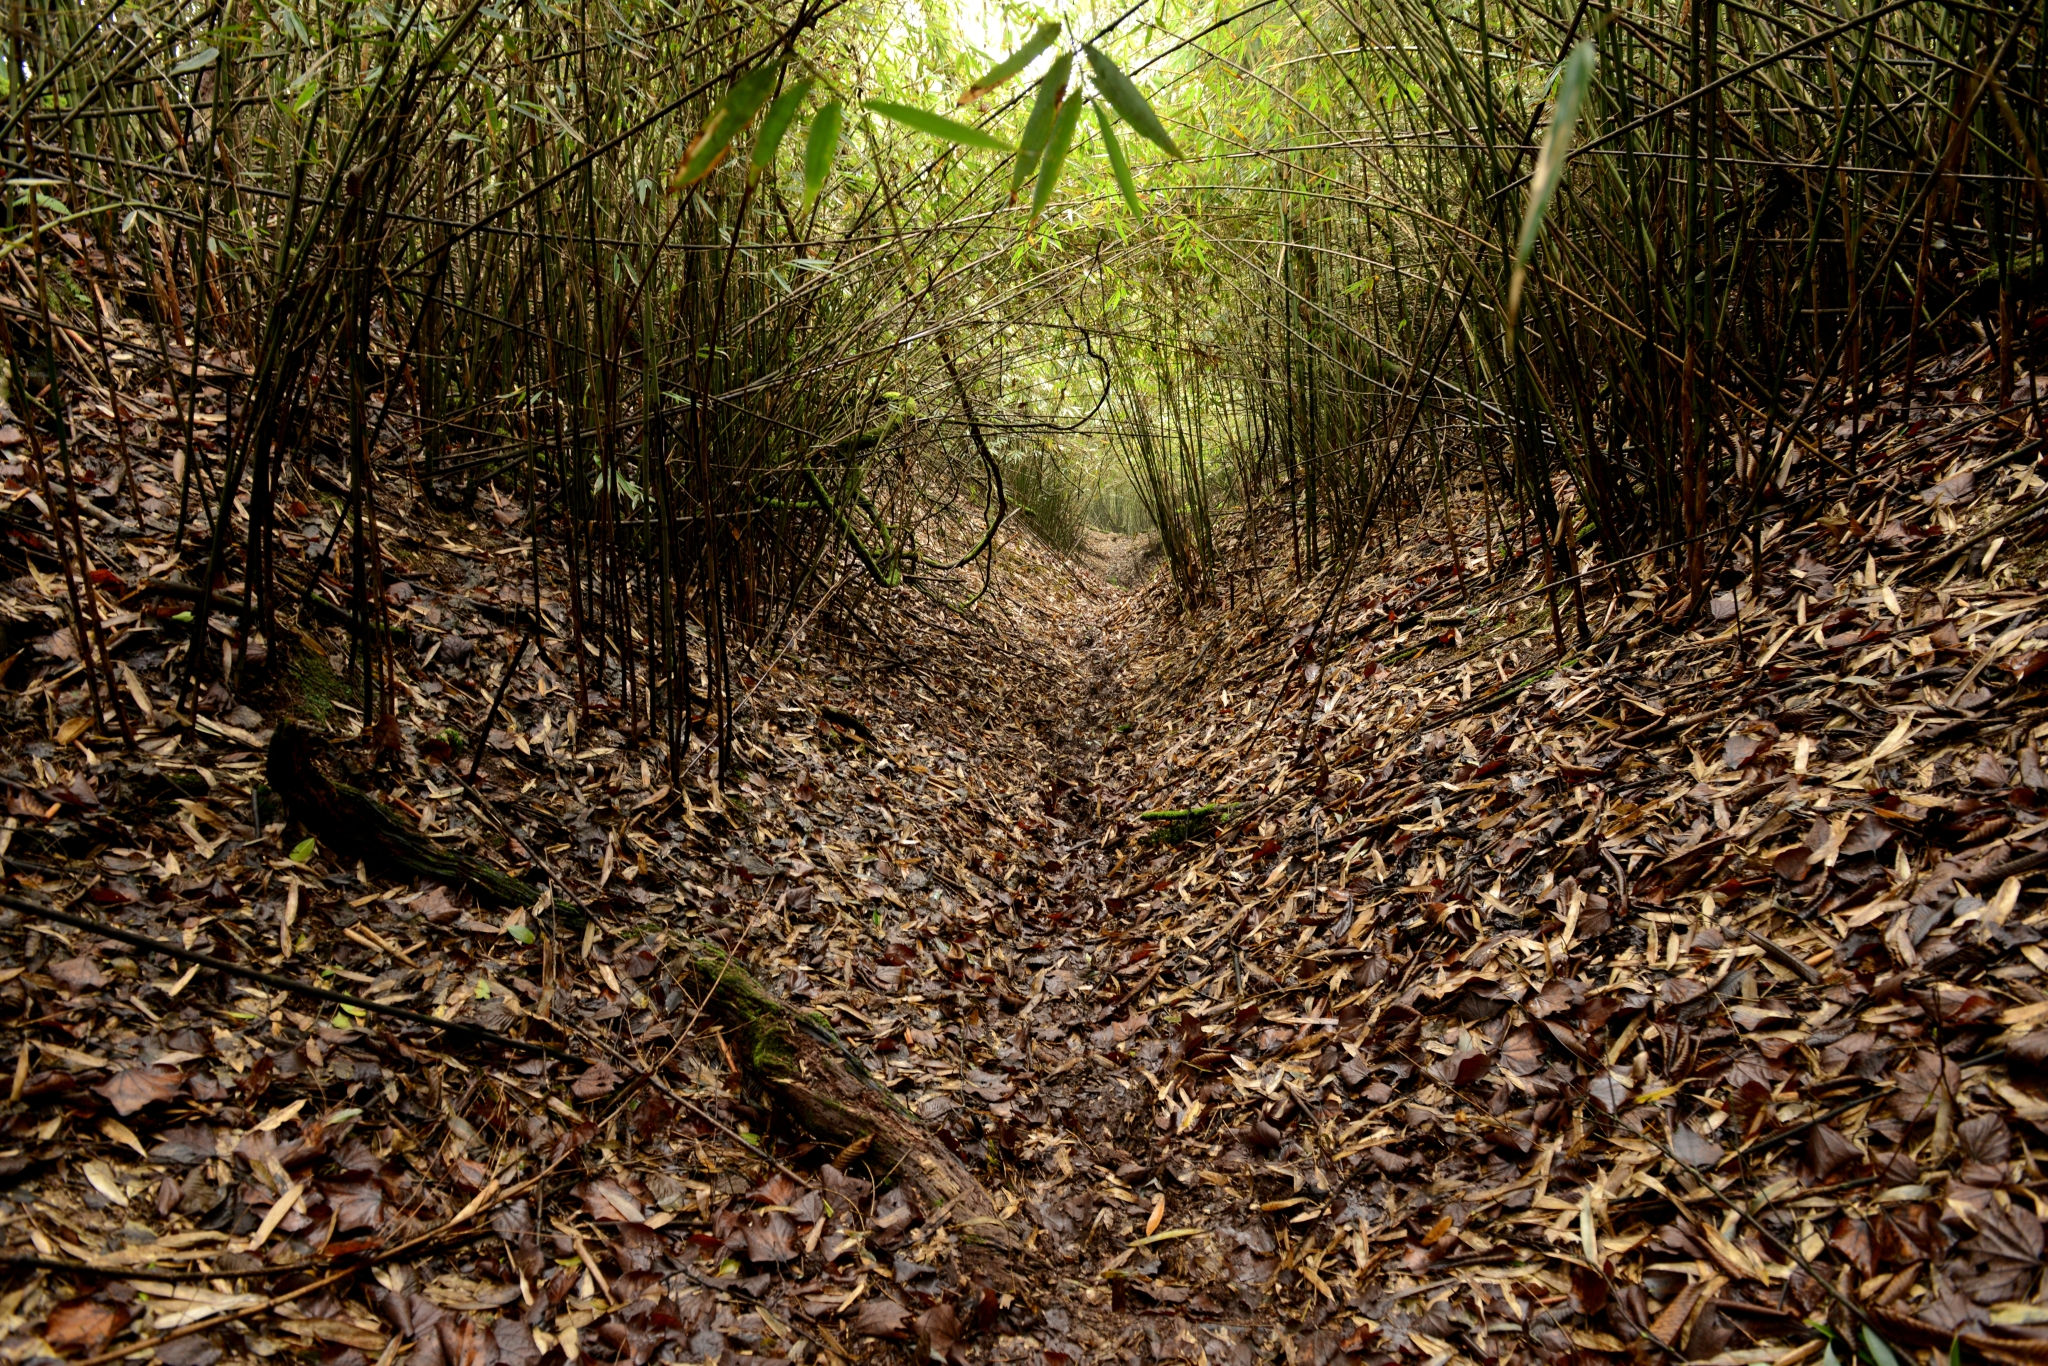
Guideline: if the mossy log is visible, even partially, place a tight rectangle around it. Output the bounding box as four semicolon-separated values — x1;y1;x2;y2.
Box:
674;944;1018;1254
266;721;537;908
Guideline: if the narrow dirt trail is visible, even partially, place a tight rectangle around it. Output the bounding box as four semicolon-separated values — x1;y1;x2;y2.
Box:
738;531;1318;1357
1071;530;1158;592
859;546;1321;1361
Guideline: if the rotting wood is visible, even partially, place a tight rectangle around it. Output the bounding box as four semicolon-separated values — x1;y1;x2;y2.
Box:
671;942;1019;1257
266;720;537;908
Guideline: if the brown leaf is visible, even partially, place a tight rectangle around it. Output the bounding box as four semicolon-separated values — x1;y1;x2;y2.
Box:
1967;1325;2048;1366
1959;1112;2013;1179
749;1173;806;1207
50;772;98;808
94;1064;185;1116
581;1178;645;1223
1839;813;1894;857
606;1222;665;1274
916;1303;960;1360
1774;814;1833;881
1568;1262;1609;1315
49;955;106;992
1724;733;1772;769
439;1313;490;1366
1965;1200;2043;1265
1670;1123;1724;1170
1542;1019;1595;1060
1807;1124;1861;1181
45;1299;130;1354
1774;845;1817;881
415;886;463;924
571;1061;621;1099
1687;1304;1734;1358
1427;1046;1491;1085
7;790;50;820
851;1297;912;1339
1973;752;2013;787
1588;1069;1633;1114
1527;978;1583;1018
1922;470;1975;505
1912;1290;1991;1337
322;1178;387;1229
1870;1301;1978;1347
741;1210;798;1263
487;1320;538;1366
1891;1051;1960;1122
1657;977;1715;1020
1921;985;1999;1026
1646;1278;1709;1346
2013;1032;2048;1068
1829;1216;1876;1276
289;1318;391;1352
1500;1025;1547;1076
150;1124;216;1165
368;710;403;763
965;1281;998;1335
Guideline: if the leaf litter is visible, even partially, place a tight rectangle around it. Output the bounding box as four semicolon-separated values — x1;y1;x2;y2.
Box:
1;257;2048;1366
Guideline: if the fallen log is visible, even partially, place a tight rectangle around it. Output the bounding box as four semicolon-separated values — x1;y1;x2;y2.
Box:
672;943;1018;1256
265;720;537;908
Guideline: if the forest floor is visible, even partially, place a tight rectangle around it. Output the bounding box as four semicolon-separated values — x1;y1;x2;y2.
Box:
7;345;2048;1366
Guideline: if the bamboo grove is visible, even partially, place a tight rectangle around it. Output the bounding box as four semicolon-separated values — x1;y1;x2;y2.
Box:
3;0;2044;770
1101;0;2048;630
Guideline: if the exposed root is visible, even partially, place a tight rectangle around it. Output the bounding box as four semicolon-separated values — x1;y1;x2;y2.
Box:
265;720;537;908
672;944;1020;1261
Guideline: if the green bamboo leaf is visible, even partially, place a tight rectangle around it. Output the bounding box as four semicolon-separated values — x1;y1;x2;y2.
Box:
676;63;781;189
864;100;1012;152
1029;89;1084;226
1009;53;1072;202
960;21;1061;104
749;77;813;179
1094;100;1141;215
801;100;842;215
170;46;219;76
1861;1329;1903;1366
1506;39;1595;326
1082;43;1181;159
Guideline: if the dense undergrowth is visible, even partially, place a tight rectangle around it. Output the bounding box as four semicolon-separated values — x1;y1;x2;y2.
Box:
8;0;2044;750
